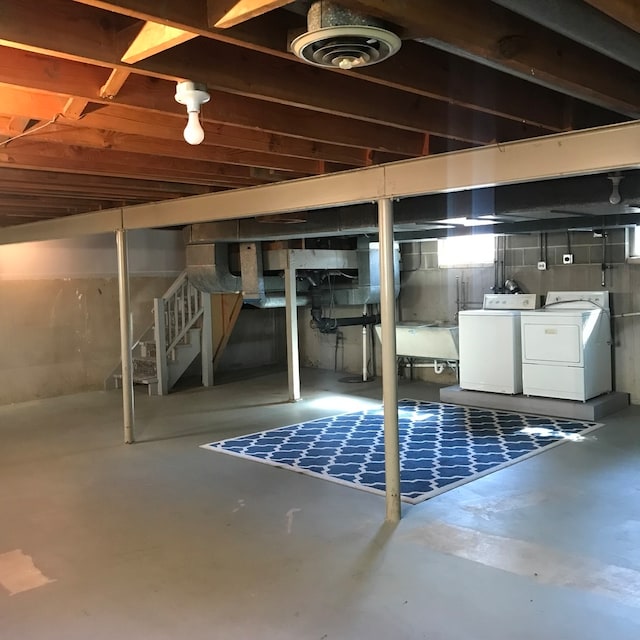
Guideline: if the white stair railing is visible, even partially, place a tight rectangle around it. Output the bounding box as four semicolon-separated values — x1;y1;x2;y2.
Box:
154;270;205;395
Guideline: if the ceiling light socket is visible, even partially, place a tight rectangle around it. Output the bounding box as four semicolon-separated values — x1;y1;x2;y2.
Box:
537;260;547;271
562;253;574;264
175;81;210;145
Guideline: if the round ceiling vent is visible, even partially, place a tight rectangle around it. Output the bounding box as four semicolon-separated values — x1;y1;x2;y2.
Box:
291;25;401;70
291;1;401;70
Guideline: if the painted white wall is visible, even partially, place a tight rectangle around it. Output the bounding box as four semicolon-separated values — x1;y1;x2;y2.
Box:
0;229;184;279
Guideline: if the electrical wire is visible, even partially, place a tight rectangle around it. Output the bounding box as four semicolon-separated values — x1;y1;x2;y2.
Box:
0;115;61;147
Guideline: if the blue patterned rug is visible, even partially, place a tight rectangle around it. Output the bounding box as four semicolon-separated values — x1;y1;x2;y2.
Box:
201;400;602;504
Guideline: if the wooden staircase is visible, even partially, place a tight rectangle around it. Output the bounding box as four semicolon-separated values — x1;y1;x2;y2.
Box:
107;271;227;395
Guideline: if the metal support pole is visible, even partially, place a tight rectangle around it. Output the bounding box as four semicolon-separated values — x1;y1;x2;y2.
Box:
362;303;368;382
116;229;135;444
378;198;401;522
201;291;214;387
284;252;301;402
153;298;169;396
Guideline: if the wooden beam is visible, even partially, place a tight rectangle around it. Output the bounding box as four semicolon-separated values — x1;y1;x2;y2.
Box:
10;122;324;174
99;68;131;98
583;0;640;34
120;21;198;64
211;292;243;370
144;38;550;144
0;84;66;121
0;47;425;155
0;168;212;198
7;117;31;133
0;195;132;210
208;0;295;29
0;1;552;143
68;0;632;127
62;97;89;119
341;0;640;117
72;107;364;164
69;107;369;166
0;141;266;186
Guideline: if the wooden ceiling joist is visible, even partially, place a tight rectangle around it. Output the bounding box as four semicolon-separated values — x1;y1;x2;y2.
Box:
0;47;425;156
0;0;573;142
67;0;638;120
4;124;327;174
341;0;640;117
0;142;269;187
120;21;197;64
208;0;296;29
583;0;640;34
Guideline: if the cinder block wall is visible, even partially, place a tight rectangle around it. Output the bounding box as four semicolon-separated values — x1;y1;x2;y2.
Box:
300;230;640;403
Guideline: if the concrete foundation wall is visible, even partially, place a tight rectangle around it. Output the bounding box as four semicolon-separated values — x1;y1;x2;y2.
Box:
0;276;175;405
0;231;182;406
0;231;289;405
300;229;640;403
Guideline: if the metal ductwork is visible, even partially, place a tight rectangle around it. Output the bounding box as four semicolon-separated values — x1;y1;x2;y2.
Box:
290;1;401;70
186;237;399;309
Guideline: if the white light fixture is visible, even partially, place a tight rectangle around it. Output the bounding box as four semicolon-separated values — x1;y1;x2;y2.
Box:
174;81;210;145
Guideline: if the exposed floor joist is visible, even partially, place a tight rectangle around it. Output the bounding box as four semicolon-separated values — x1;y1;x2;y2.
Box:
1;121;638;244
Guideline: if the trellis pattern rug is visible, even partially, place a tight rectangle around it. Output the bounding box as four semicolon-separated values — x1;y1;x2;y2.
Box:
201;400;602;504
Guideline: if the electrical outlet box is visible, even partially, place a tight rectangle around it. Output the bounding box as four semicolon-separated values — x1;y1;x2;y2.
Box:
537;260;547;271
562;253;574;264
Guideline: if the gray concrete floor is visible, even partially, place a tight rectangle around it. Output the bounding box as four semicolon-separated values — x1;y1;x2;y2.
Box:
1;368;639;639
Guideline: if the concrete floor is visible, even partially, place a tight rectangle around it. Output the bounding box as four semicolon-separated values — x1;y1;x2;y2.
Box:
1;368;639;639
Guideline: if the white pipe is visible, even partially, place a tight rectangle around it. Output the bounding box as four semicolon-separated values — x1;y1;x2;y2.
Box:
378;197;401;523
399;361;458;373
285;252;301;402
362;303;368;382
116;229;135;444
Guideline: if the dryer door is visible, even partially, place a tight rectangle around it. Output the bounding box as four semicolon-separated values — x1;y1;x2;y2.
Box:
521;316;584;366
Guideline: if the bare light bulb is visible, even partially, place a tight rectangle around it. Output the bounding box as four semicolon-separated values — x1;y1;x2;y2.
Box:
183;110;205;145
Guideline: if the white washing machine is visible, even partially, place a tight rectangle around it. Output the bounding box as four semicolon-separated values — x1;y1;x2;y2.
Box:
459;293;538;394
520;291;612;401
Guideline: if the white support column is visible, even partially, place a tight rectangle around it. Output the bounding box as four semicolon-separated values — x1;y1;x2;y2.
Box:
201;291;214;387
362;304;368;382
378;198;401;522
285;252;301;402
153;298;169;396
116;229;135;444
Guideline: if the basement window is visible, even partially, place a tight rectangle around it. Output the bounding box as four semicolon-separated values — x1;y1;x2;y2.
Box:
627;226;640;263
437;234;495;268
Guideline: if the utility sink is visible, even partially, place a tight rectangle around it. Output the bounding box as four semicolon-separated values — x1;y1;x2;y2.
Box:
374;322;459;360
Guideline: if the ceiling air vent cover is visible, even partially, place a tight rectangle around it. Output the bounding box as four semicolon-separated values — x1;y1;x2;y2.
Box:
291;1;401;70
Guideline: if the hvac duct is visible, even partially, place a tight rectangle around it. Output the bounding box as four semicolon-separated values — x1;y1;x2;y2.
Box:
185;238;399;308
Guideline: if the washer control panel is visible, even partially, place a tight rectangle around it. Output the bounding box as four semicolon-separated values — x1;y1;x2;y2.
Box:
483;293;539;310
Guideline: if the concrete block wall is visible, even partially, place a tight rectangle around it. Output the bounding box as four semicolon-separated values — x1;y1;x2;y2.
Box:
300;230;640;403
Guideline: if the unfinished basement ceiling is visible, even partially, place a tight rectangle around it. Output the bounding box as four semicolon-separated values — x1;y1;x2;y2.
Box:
0;0;639;232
